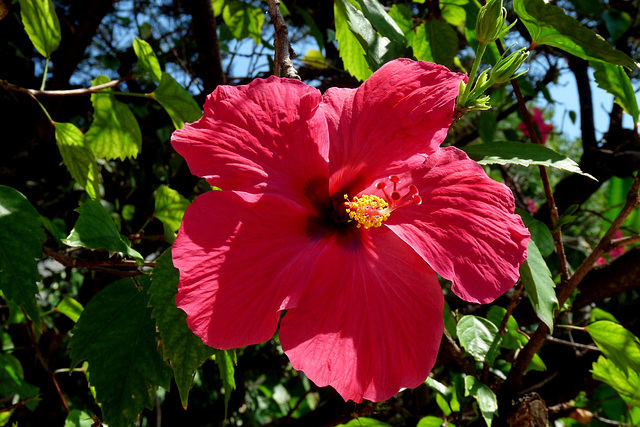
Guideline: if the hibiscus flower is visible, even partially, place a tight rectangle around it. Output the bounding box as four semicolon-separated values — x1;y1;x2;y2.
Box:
171;59;530;403
519;107;554;145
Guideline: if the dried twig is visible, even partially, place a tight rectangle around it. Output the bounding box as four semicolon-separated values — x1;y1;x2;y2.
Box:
266;0;300;79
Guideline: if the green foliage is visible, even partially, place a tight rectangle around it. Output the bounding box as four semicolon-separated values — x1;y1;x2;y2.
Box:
18;0;61;58
338;417;392;426
54;122;101;199
519;240;558;332
56;296;84;323
334;0;372;81
64;409;95;427
513;0;637;69
464;376;498;427
154;185;190;232
151;73;202;129
462;141;595;179
62;200;144;263
69;277;172;427
517;209;554;258
486;306;527;350
0;186;44;328
591;61;639;123
602;8;631;42
148;250;215;409
133;38;162;82
456;315;502;365
222;0;265;44
85;75;142;160
592;356;640;406
214;349;237;417
409;20;458;68
417;416;455;427
0;352;40;410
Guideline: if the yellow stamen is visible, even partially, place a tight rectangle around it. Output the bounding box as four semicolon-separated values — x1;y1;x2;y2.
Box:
343;194;390;229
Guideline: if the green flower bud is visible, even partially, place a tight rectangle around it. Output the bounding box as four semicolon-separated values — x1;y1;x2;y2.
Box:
476;0;515;45
490;48;529;85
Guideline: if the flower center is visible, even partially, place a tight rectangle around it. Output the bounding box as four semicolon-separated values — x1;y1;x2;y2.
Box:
343;175;422;229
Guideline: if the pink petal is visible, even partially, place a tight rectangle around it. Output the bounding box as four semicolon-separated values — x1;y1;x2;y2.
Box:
385;147;530;304
173;190;324;349
171;77;329;208
322;59;465;195
280;227;443;403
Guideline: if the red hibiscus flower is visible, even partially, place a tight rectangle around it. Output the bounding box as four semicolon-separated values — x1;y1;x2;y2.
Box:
171;59;530;402
519;107;554;145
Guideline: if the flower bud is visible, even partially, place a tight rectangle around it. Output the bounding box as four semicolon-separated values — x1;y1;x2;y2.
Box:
489;48;529;85
476;0;514;45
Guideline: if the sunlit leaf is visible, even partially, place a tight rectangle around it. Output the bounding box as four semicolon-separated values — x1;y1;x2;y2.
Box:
69;277;172;427
334;0;372;81
151;72;202;129
338;417;392;427
591;61;639;124
486;306;528;350
520;239;558;332
462;141;596;179
586;321;640;375
417;416;455;427
513;0;636;69
54;122;101;199
441;4;466;27
64;409;95;427
592;356;640;406
0;351;40;409
0;186;43;329
154;186;190;232
133;38;162;82
85;75;142;160
222;0;264;44
354;0;405;43
56;296;84;323
19;0;61;57
214;349;237;417
464;376;497;427
148;250;215;409
456;315;502;365
302;49;329;69
389;4;412;36
62;200;143;264
409;20;458;67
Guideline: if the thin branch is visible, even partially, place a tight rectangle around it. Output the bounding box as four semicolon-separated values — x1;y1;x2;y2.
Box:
545;336;600;352
266;0;300;79
43;247;155;277
1;76;131;96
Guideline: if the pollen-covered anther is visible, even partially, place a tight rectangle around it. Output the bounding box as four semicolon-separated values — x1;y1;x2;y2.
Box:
343;194;390;229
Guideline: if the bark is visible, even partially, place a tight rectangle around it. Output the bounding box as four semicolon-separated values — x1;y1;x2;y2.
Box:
186;0;225;93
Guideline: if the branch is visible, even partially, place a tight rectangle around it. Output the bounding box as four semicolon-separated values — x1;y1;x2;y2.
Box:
43;247;155;277
0;76;130;96
266;0;300;79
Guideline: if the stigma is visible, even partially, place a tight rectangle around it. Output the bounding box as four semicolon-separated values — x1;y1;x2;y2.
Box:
343;176;422;229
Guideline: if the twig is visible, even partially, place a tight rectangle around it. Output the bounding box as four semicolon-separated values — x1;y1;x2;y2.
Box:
43;247;155;276
608;234;640;250
266;0;300;79
545;336;600;352
1;76;131;96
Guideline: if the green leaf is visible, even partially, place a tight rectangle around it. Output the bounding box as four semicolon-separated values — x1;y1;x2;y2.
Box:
464;376;498;427
590;308;619;324
586;321;640;375
520;239;558;332
222;0;264;44
425;376;452;400
338;418;393;427
154;186;190;233
456;315;502;365
513;0;637;69
69;277;172;427
591;61;639;124
334;0;372;81
441;4;466;27
19;0;61;58
461;141;596;179
526;353;547;374
592;356;640;406
133;38;162;82
64;409;95;427
62;200;143;264
85;75;142;160
214;349;237;417
409;20;458;67
302;49;329;69
54;122;101;199
56;296;84;323
569;0;602;16
0;352;40;408
148;250;215;409
296;7;324;50
417;416;455;427
353;0;405;43
212;0;224;16
516;208;554;257
486;306;528;350
151;72;202;129
602;9;631;42
0;186;43;329
389;4;412;36
478;110;497;144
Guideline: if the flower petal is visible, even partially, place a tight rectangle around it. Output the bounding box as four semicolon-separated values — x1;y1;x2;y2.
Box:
322;59;465;195
173;190;324;349
386;147;530;304
171;77;330;208
280;227;443;402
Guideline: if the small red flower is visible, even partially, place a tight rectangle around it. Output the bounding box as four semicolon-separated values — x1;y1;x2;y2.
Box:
519;107;553;145
171;59;530;402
